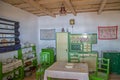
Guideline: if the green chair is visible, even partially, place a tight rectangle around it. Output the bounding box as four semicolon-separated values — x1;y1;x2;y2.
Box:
40;52;51;67
42;48;54;65
90;58;110;80
36;52;51;80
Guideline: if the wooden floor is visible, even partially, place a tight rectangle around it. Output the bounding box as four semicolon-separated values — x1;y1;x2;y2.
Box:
109;74;120;80
24;72;120;80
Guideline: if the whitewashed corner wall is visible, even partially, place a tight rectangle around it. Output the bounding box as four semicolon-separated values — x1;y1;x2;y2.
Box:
0;1;39;62
38;11;120;57
0;0;120;63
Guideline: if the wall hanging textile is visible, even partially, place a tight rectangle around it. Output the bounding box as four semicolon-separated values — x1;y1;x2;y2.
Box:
98;26;118;40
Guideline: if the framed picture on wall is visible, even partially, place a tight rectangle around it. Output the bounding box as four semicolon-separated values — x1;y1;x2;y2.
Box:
98;26;118;40
40;29;55;40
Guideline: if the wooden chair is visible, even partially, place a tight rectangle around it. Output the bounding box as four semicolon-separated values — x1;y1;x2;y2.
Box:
36;52;51;80
90;58;110;80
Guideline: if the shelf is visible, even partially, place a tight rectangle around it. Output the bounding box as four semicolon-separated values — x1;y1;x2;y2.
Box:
16;45;37;79
24;57;37;63
0;22;14;26
0;37;15;38
0;18;22;80
21;46;35;49
24;65;33;70
2;66;23;79
23;51;35;55
0;32;15;34
2;60;22;73
0;41;20;44
0;20;20;53
0;41;15;44
0;28;14;30
0;44;21;53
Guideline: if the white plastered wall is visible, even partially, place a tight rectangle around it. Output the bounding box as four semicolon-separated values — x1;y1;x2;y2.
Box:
38;11;120;57
0;1;39;62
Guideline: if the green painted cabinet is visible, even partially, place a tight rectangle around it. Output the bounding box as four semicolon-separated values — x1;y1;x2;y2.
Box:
68;33;98;72
103;52;120;74
69;51;98;72
56;32;98;72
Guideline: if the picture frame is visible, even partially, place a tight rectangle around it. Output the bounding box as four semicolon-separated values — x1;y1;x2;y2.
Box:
98;26;118;40
40;29;55;40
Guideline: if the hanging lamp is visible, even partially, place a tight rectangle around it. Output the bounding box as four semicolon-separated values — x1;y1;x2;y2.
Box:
59;3;66;15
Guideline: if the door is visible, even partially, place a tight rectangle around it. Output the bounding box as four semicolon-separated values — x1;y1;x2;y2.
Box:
56;32;68;61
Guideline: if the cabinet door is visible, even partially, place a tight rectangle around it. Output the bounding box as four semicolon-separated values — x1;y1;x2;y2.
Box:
84;56;97;72
80;53;97;72
69;52;80;62
56;33;68;61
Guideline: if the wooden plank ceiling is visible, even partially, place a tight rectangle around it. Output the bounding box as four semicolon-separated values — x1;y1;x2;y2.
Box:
1;0;120;17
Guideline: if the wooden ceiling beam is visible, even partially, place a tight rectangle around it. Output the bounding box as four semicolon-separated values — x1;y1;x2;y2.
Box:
98;0;107;14
14;3;30;8
22;0;55;17
64;0;76;16
23;8;38;11
2;0;120;16
104;6;120;9
39;0;63;4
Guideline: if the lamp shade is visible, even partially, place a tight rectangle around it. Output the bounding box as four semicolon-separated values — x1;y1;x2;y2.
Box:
59;3;66;15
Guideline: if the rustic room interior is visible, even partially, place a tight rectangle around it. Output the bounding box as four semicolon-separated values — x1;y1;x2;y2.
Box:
0;0;120;80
